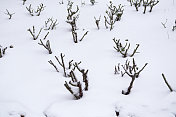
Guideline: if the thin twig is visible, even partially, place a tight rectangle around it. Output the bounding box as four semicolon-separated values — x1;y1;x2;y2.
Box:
162;73;173;92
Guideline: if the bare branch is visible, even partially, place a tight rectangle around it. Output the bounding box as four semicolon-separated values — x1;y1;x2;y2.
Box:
161;19;167;28
0;46;8;58
113;38;139;58
5;9;15;19
80;31;89;41
94;16;101;29
162;73;173;92
27;26;43;40
26;3;45;16
64;81;83;99
55;53;67;77
48;60;59;72
116;58;148;95
38;39;52;54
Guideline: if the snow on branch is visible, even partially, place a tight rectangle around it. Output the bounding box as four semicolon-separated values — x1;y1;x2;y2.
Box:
66;13;88;43
127;0;159;14
38;39;52;54
113;38;140;58
115;58;148;95
48;53;89;99
104;1;124;30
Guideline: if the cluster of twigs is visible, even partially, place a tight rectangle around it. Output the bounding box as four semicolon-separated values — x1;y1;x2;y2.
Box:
131;0;143;11
27;26;51;54
44;18;59;30
66;2;89;43
115;58;148;95
65;62;89;99
67;1;79;20
48;53;89;99
64;79;83;99
127;0;159;14
26;3;46;16
113;38;140;58
27;26;50;39
104;1;124;30
0;46;8;58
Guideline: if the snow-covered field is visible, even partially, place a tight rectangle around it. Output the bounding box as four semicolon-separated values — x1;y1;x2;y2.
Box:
0;0;176;117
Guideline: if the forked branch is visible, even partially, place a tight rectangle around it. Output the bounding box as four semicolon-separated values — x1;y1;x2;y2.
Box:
27;26;43;40
5;9;15;19
55;53;67;77
38;39;52;54
115;58;148;95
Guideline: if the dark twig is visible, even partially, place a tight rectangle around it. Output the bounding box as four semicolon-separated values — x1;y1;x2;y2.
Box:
0;47;8;58
116;58;148;95
132;0;142;11
94;16;101;29
4;9;15;19
26;3;45;16
115;111;120;116
55;53;67;77
35;3;46;16
114;63;120;74
161;19;167;28
162;73;173;92
80;31;89;41
130;44;140;57
90;0;95;5
27;26;43;40
38;39;52;54
26;4;34;16
143;0;150;14
104;2;124;30
67;4;79;20
23;0;27;5
48;60;59;72
59;0;64;4
64;81;83;99
149;0;159;12
44;18;59;30
43;32;50;40
172;20;176;31
113;38;139;58
73;62;89;91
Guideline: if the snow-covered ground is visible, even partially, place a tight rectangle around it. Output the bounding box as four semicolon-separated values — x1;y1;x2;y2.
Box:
0;0;176;117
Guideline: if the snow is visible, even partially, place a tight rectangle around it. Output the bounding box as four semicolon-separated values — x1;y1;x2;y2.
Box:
0;0;176;117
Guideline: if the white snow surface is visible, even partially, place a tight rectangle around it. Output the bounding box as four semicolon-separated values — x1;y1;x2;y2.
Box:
0;0;176;117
